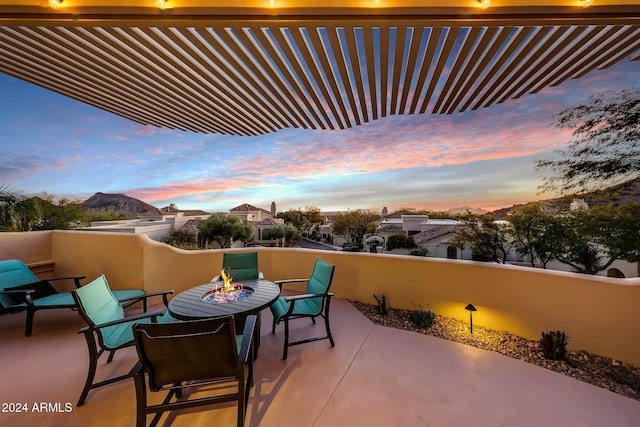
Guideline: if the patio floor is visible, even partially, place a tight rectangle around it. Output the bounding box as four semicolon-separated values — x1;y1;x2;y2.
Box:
1;296;639;427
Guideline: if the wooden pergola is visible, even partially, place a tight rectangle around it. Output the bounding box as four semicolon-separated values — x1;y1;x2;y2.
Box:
1;1;638;135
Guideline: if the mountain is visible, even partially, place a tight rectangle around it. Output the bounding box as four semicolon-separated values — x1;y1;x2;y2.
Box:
82;192;162;218
447;206;488;216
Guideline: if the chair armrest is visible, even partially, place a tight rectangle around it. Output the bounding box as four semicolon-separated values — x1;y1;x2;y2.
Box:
118;289;174;307
238;315;257;363
48;276;87;289
273;278;309;290
78;310;166;334
0;289;35;295
284;292;334;302
0;289;35;306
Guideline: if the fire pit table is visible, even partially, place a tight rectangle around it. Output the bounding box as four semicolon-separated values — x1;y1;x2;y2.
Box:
168;278;281;354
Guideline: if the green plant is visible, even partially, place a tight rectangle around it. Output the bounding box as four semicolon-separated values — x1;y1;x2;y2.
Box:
409;247;428;257
540;330;568;361
409;306;436;328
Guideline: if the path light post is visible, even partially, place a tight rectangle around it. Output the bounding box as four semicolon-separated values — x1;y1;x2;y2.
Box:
465;304;477;334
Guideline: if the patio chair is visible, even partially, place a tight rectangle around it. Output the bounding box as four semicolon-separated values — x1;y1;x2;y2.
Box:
72;274;176;406
0;259;147;336
270;258;336;359
211;252;264;282
131;315;256;427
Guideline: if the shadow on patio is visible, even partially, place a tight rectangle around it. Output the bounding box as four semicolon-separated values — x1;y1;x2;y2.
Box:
1;297;639;427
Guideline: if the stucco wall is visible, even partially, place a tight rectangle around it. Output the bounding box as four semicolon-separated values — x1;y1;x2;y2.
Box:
0;231;52;264
1;230;639;365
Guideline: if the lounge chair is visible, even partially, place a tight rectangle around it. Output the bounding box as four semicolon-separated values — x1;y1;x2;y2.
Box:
0;259;147;336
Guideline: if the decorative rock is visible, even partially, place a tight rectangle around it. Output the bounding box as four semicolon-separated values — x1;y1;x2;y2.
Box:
350;300;640;402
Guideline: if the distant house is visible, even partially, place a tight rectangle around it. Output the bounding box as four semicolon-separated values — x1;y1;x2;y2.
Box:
375;213;430;250
412;221;464;259
229;203;274;222
570;198;589;211
228;203;283;244
83;203;211;242
375;212;470;259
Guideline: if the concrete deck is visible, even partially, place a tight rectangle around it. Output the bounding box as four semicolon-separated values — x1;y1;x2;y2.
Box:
1;298;639;427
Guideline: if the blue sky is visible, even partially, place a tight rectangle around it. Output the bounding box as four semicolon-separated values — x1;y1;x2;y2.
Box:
1;59;638;214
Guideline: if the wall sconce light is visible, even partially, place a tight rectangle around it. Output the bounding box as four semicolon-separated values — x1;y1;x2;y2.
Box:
48;0;63;9
465;304;477;334
478;0;490;8
158;0;169;10
581;0;593;7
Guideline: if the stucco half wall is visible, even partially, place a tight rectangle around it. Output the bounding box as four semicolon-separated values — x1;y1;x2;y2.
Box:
0;230;638;365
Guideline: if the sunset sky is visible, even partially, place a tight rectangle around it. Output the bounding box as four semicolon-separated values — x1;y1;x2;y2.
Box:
1;59;638;214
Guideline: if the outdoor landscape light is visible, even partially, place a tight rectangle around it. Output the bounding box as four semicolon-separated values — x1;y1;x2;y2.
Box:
465;304;477;334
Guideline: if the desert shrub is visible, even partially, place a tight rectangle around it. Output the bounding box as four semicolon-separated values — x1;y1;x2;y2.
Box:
409;306;436;328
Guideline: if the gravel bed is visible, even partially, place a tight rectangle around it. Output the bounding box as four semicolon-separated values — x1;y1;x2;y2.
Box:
350;300;640;401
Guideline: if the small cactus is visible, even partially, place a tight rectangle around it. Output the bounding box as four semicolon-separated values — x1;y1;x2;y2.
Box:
540;330;568;361
373;294;388;316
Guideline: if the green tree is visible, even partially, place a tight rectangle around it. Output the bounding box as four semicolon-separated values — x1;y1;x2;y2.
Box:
82;208;128;223
162;230;197;248
197;214;252;249
590;202;640;265
551;203;640;274
386;233;416;251
0;186;41;231
303;205;322;224
31;195;85;230
276;205;322;235
263;224;302;247
508;203;561;268
537;88;640;194
548;213;604;275
331;210;381;249
450;213;515;264
262;225;284;244
277;209;305;230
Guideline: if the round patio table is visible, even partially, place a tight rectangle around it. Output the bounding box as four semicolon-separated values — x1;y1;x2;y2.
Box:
168;278;280;320
168;279;281;354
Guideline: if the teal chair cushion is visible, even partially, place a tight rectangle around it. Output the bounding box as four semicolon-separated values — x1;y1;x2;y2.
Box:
112;289;146;300
75;275;125;326
270;297;321;323
0;260;42;308
101;311;176;349
30;292;76;307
